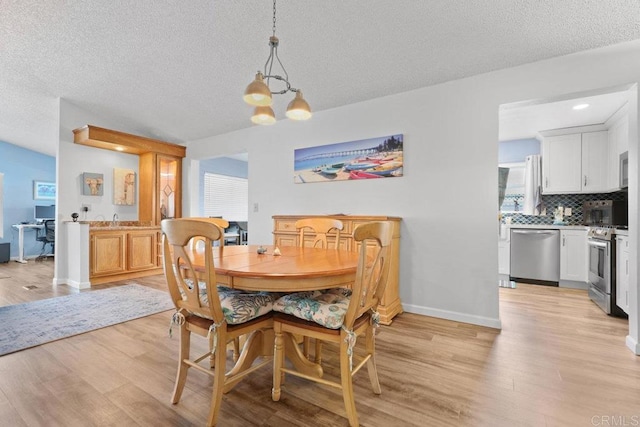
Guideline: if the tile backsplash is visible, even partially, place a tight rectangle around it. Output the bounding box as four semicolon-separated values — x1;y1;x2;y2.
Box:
501;191;628;225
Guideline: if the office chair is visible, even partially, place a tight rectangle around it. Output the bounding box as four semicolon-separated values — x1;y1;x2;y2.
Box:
36;220;55;261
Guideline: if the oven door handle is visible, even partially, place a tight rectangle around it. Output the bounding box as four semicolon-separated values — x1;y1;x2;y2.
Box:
587;240;609;248
512;230;557;235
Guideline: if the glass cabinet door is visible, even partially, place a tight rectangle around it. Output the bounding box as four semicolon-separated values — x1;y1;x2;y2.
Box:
158;156;180;220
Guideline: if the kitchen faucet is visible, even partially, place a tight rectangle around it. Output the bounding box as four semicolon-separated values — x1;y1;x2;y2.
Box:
112;213;119;227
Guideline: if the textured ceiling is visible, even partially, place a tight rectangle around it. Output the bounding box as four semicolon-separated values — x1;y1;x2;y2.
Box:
2;0;640;156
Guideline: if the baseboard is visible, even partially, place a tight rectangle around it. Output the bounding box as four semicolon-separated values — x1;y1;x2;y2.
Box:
559;280;589;290
626;335;640;355
402;303;502;330
54;277;91;289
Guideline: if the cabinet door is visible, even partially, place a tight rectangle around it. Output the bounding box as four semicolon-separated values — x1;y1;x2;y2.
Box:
607;114;629;190
616;237;629;314
542;134;582;194
127;230;157;271
560;230;587;282
91;232;126;276
582;131;609;193
498;240;510;275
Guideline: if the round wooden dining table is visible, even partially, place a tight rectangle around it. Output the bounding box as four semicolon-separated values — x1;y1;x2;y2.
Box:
190;244;360;292
187;244;361;382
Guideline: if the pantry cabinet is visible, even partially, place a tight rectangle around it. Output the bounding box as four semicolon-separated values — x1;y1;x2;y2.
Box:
542;131;609;194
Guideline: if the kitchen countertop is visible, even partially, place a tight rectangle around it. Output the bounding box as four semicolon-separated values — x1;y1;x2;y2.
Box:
505;224;589;230
615;228;629;236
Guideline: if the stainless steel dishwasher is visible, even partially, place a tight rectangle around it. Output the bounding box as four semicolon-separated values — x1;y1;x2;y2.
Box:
510;228;560;286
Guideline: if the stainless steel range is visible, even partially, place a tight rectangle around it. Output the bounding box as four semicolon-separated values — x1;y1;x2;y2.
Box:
587;226;626;317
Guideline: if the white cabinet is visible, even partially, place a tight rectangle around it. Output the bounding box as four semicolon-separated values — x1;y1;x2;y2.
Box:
581;131;609;193
542;131;609;194
542;134;582;193
607;113;629;190
560;229;588;282
616;235;629;314
498;239;510;275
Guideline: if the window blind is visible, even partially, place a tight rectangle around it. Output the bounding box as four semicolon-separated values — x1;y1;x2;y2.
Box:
203;173;248;221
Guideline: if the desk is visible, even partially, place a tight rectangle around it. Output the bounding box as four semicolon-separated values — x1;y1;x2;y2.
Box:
188;244;360;379
11;224;43;263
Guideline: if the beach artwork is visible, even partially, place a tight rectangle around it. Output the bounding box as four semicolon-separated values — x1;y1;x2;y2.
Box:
294;134;403;184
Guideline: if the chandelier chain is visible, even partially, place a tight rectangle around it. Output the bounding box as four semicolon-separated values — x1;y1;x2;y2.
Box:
272;0;277;37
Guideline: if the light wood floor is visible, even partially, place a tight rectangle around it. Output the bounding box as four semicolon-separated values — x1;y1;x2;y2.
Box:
1;260;638;426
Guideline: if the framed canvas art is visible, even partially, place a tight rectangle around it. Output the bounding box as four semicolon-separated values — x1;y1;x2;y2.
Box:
113;168;136;205
294;134;403;184
82;172;104;196
33;181;56;200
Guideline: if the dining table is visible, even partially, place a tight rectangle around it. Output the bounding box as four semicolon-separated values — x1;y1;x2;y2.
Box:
186;244;361;385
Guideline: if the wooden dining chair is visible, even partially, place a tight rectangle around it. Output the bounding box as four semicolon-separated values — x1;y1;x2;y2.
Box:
187;217;229;249
161;219;275;427
295;217;344;249
272;221;393;427
294;217;345;362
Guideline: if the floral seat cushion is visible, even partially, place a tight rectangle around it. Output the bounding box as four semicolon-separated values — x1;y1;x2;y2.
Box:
182;281;276;325
273;288;352;329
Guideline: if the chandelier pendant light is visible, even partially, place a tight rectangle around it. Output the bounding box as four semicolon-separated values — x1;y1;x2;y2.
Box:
243;0;311;125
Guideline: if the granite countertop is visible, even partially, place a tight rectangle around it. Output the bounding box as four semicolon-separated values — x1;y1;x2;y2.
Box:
88;220;159;231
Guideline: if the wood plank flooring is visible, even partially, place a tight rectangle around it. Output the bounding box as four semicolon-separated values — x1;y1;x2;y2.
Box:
1;260;638;426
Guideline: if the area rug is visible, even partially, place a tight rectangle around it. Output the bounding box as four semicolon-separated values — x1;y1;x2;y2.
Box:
0;284;174;356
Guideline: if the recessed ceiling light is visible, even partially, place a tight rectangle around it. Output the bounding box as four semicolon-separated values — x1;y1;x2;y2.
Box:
114;146;124;151
573;103;589;110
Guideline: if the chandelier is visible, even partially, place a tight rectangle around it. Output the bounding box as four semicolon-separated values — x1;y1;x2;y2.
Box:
243;0;311;125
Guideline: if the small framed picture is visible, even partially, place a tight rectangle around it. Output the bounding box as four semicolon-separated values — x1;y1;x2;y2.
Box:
33;181;56;200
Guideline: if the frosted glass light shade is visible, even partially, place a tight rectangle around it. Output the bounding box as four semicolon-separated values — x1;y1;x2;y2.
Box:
243;72;272;106
285;91;312;120
251;106;276;125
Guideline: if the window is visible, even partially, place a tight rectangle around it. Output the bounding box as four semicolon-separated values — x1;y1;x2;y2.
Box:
203;173;248;221
499;162;525;213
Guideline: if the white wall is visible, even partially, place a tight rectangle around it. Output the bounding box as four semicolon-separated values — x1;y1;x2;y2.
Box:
187;40;640;351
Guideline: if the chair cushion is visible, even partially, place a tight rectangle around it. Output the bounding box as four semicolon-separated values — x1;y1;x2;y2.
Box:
182;281;276;325
272;288;352;329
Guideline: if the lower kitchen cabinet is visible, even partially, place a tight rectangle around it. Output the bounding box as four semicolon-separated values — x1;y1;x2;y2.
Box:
498;239;510;275
616;235;630;314
560;229;588;282
90;227;162;284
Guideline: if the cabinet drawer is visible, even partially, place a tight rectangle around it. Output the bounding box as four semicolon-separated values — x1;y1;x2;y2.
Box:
275;219;297;232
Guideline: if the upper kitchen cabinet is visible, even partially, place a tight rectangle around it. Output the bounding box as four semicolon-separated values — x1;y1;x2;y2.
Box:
606;105;629;191
541;129;609;194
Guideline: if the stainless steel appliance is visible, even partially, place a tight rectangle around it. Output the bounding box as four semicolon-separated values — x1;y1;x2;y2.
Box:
587;227;626;317
510;229;560;286
620;151;629;189
583;200;628;227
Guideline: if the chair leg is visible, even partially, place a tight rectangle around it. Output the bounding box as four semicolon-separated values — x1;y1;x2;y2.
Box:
314;339;323;364
272;323;285;401
303;336;311;360
172;322;191;404
365;325;381;394
340;338;359;427
206;339;228;427
233;337;240;363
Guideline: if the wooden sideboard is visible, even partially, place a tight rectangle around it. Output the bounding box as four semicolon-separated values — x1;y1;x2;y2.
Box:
273;215;402;324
